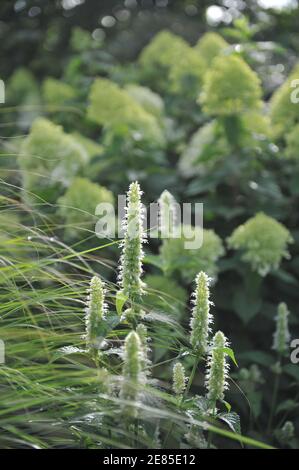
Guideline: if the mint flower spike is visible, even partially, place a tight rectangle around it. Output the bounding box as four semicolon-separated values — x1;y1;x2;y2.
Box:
136;323;151;374
172;362;187;396
85;276;107;351
190;272;213;355
158;190;179;239
120;331;146;417
206;331;230;407
273;302;291;355
118;182;146;306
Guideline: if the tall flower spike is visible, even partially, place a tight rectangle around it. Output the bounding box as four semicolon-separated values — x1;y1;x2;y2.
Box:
136;323;151;374
273;302;291;355
118;182;146;305
120;331;146;417
85;276;107;350
172;362;187;396
158;190;179;239
206;331;230;405
190;272;213;355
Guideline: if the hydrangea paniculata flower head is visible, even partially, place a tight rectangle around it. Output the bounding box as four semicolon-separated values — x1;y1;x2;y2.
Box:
269;64;299;138
227;212;293;276
200;55;262;116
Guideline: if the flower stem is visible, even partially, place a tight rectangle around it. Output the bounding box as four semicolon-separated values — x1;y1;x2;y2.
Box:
185;354;201;396
267;357;281;433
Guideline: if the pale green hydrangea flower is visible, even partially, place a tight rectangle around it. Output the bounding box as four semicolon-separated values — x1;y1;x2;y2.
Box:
200;55;262;116
160;226;224;283
42;78;77;106
19;118;88;204
269;64;299;138
139;30;204;98
195;32;229;69
88;78;164;147
178;120;229;178
227;212;293;276
57;177;114;240
125;84;165;120
285;124;299;159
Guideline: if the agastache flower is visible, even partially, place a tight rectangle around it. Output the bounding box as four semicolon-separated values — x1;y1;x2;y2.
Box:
206;331;230;406
172;362;187;396
158;189;179;239
273;302;291;355
190;272;213;355
85;276;107;350
120;330;146;417
136;323;151;375
118;182;146;305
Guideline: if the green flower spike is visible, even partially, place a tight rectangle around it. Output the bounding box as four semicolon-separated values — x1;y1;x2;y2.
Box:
206;331;230;406
158;189;179;239
273;302;291;356
85;276;107;351
172;362;187;396
118;182;146;307
190;271;213;355
120;331;146;417
136;323;151;375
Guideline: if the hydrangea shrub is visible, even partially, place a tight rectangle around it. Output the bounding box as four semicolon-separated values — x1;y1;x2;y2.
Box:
227;212;293;276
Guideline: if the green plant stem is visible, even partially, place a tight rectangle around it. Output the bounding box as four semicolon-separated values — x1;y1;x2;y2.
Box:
163;395;182;448
207;404;216;448
267;358;281;433
185;353;201;396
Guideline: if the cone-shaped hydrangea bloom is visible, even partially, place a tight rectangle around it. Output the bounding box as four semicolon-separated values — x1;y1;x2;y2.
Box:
172;362;187;396
285;124;299;159
160;226;224;283
158;190;179;239
269;64;299;138
19;118;88;205
206;331;230;404
227;212;293;276
139;30;204;97
273;302;291;355
120;331;146;416
87;78;164;147
200;55;262;116
195;32;229;69
190;272;213;355
118;182;146;304
42;78;77;106
57;177;114;240
85;276;107;350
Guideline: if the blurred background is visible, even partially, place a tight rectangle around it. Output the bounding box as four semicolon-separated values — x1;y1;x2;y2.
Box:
1;0;299;79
